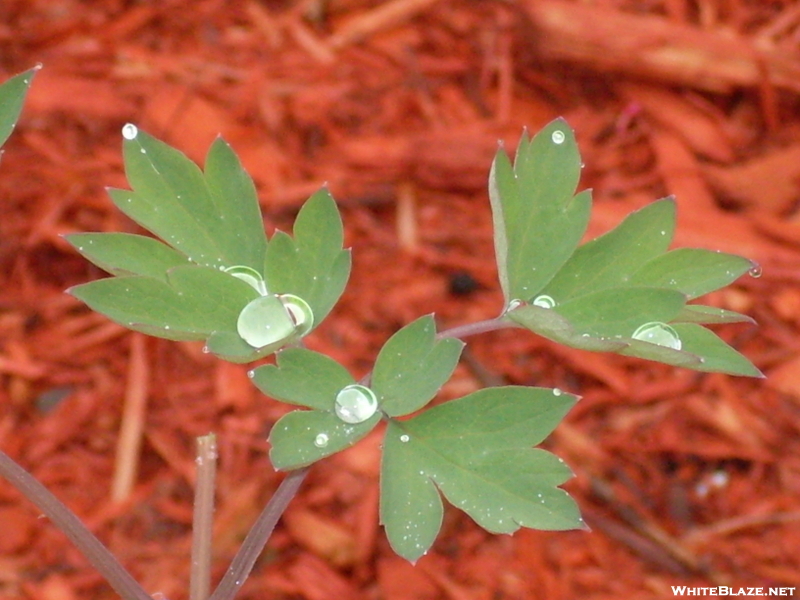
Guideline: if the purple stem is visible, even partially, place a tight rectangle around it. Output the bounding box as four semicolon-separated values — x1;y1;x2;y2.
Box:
209;467;309;600
0;450;152;600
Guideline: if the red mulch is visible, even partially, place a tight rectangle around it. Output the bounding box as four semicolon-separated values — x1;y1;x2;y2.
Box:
2;1;800;598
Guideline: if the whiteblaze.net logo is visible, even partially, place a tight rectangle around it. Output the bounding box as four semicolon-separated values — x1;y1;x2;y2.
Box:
671;587;796;597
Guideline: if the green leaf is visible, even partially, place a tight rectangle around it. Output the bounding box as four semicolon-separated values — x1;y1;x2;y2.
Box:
673;305;755;325
372;316;464;416
541;199;675;302
619;337;702;369
617;321;761;375
552;287;686;338
0;66;38;149
251;348;355;410
506;305;630;352
630;248;755;299
204;331;278;364
381;387;582;562
667;323;761;377
114;126;268;270
488;119;592;302
269;409;379;470
68;266;257;340
264;188;351;325
65;233;189;280
204;137;268;270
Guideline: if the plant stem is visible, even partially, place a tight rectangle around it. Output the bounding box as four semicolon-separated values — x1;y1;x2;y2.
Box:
208;467;309;600
0;450;152;600
191;434;218;600
436;317;518;341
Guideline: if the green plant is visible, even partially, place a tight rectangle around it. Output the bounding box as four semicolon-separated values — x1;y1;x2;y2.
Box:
0;66;761;599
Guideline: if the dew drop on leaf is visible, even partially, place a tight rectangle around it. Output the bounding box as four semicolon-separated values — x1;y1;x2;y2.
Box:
314;433;329;447
334;384;378;424
237;295;296;348
748;263;762;278
506;298;526;312
400;434;410;443
632;322;682;350
278;294;314;336
552;388;562;396
121;123;138;140
551;130;566;144
532;294;556;309
224;265;268;295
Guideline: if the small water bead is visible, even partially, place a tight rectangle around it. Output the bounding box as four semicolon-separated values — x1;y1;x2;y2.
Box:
335;384;378;424
552;388;563;396
532;294;556;309
506;298;526;312
400;434;410;443
632;322;682;350
224;265;268;295
748;263;762;278
121;123;138;140
551;130;566;144
314;433;329;448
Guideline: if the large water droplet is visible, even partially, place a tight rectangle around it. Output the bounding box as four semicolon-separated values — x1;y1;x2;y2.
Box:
551;130;566;144
237;294;296;348
121;123;138;140
335;384;378;424
532;294;556;309
224;265;268;295
314;433;329;447
748;263;762;278
400;434;410;443
632;322;682;350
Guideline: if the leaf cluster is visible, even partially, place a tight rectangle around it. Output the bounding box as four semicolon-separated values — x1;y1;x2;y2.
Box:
66;127;350;362
490;119;761;377
58;112;762;562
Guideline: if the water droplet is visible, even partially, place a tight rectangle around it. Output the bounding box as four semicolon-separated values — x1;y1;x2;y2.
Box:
279;294;314;336
632;322;681;350
748;263;762;278
237;295;297;348
551;130;566;144
552;388;562;396
314;433;329;447
506;298;526;312
400;434;410;443
532;294;556;309
121;123;138;140
202;345;210;354
224;265;268;295
247;370;255;379
335;384;378;424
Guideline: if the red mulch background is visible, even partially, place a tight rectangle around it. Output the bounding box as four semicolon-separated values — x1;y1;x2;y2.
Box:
2;1;800;598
